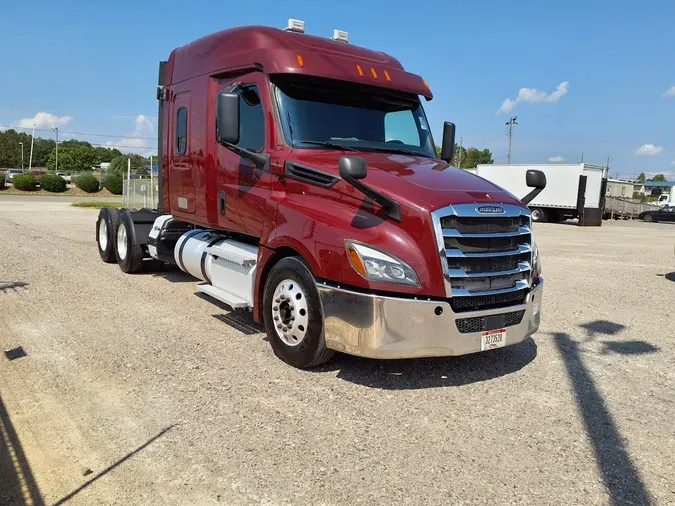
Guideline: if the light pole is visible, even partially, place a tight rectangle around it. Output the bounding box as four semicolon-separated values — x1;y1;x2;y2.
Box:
29;123;35;171
52;127;59;172
18;142;24;171
506;116;518;165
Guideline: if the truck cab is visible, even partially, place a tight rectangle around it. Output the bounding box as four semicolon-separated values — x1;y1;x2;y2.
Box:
95;20;545;368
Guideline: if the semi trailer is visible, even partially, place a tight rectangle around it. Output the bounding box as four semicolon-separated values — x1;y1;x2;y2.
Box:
471;163;608;225
95;20;545;368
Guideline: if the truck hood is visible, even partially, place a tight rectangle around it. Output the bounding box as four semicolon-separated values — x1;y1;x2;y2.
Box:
287;151;525;211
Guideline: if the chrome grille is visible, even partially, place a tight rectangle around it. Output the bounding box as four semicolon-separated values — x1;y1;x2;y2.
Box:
431;204;532;299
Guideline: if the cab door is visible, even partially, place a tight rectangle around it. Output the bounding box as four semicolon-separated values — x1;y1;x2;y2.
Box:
214;73;274;237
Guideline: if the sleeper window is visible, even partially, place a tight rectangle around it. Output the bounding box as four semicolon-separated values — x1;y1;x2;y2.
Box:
176;107;187;155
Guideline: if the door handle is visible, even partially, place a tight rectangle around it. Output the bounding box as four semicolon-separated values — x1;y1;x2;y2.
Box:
219;190;226;216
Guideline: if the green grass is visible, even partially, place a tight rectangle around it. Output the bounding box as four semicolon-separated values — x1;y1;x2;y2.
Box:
71;201;124;209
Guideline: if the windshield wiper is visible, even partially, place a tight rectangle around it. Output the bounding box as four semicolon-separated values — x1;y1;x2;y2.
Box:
367;146;424;157
295;140;360;152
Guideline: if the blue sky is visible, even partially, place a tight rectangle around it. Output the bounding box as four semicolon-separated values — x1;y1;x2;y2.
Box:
1;0;673;179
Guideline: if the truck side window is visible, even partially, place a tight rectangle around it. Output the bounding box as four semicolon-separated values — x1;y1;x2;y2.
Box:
237;86;264;153
176;107;188;155
384;110;422;147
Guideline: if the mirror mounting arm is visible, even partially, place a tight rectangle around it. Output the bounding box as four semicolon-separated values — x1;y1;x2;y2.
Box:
342;174;402;222
521;188;543;206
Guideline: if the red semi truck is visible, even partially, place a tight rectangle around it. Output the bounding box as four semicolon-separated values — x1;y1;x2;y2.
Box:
95;20;546;368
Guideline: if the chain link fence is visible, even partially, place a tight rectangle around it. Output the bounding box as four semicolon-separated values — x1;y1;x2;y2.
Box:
123;173;159;209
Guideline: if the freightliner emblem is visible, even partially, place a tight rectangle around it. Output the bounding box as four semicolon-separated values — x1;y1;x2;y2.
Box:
477;206;505;214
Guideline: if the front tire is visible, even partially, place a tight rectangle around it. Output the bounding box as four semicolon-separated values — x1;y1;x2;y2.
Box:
97;208;120;263
115;214;144;273
263;257;334;368
643;214;654;223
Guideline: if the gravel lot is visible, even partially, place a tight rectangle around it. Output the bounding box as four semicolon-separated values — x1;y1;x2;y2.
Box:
1;200;674;506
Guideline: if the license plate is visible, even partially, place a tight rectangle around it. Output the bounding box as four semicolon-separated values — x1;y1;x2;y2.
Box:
481;328;506;351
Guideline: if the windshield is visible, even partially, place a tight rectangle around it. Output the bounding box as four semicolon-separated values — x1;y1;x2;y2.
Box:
274;77;436;159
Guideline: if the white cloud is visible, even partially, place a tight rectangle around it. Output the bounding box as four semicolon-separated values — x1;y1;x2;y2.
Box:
105;114;156;155
498;81;569;114
662;86;675;98
634;144;663;156
548;156;566;163
14;112;73;129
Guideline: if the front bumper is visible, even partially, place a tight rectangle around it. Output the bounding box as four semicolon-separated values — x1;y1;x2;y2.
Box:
318;279;543;359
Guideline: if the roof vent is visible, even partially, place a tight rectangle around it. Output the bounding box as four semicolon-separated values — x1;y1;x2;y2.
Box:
331;29;349;43
285;19;306;33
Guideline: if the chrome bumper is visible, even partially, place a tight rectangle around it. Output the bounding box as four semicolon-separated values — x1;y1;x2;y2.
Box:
318;279;543;359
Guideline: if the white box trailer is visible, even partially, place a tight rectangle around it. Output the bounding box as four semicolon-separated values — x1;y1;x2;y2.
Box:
471;164;608;225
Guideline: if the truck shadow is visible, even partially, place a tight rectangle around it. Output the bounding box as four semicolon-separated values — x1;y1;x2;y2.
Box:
551;320;655;506
0;394;45;506
664;272;675;282
317;337;537;390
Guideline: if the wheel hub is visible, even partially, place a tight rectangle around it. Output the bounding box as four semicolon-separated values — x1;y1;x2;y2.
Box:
99;218;108;251
117;223;128;260
271;279;309;347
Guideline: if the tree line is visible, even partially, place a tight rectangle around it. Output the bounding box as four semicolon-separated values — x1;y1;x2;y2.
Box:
0;129;155;174
434;144;494;168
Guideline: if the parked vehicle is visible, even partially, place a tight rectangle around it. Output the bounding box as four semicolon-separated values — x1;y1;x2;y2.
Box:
95;20;546;368
656;193;675;207
30;170;47;181
638;206;675;222
5;169;23;183
470;164;608;225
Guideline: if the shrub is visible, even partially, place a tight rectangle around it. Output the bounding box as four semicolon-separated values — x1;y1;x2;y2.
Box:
76;173;100;193
12;174;38;191
0;172;5;189
105;172;123;195
39;174;67;193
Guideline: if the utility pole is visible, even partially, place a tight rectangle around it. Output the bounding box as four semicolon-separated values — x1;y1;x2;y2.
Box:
457;136;463;167
506;116;518;164
580;152;584;163
18;142;24;171
29;123;35;171
52;127;59;172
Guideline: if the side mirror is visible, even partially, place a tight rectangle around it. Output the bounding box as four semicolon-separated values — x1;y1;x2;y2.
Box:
339;156;367;180
440;122;455;163
216;92;239;145
521;169;547;206
526;169;547;189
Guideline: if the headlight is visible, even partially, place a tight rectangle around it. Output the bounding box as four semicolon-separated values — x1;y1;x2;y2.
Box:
531;241;542;284
345;240;420;287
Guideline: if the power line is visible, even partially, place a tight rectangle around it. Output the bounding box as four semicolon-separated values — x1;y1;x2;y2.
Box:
0;124;157;140
477;134;507;146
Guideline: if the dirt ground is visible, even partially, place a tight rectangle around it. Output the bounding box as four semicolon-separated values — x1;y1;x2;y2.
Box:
1;201;674;505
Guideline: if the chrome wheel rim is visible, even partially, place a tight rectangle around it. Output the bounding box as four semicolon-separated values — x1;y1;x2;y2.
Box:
271;279;309;347
99;219;108;251
117;223;128;260
532;209;541;221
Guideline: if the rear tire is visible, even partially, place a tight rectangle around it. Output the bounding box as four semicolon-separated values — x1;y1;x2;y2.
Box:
643;214;654;223
116;214;144;273
263;257;334;368
531;208;546;222
97;208;120;263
